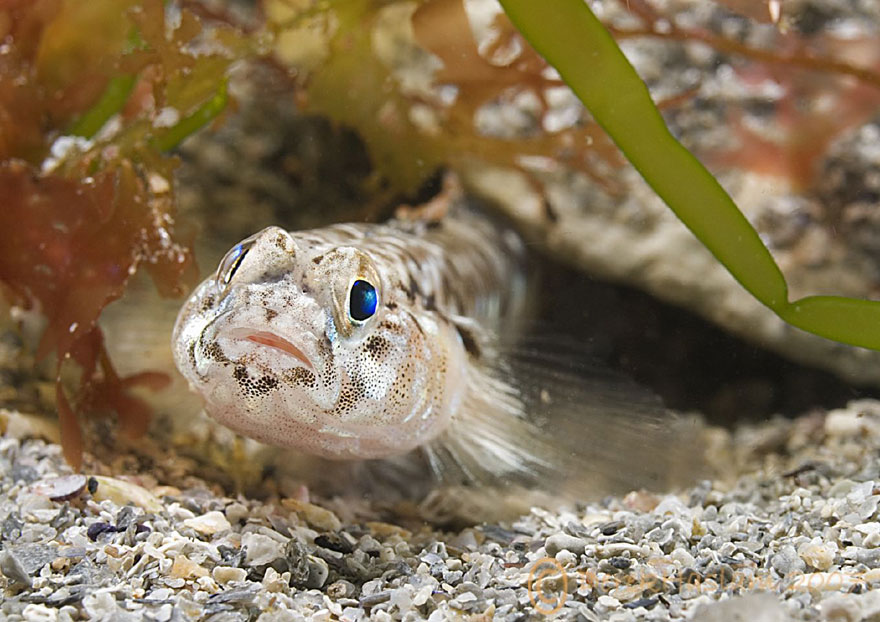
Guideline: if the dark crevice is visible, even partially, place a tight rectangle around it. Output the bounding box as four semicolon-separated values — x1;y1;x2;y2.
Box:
536;257;875;426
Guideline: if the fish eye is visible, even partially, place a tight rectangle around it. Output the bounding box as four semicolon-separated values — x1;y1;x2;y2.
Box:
348;279;378;323
217;240;253;288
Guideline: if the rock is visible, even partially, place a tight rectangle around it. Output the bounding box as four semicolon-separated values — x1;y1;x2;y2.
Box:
0;410;61;443
183;511;232;536
691;593;787;622
771;544;806;577
225;502;249;525
90;476;162;513
170;555;209;579
2;544;58;578
305;555;329;589
242;533;285;567
544;534;588;556
280;498;342;531
799;542;836;571
212;566;248;584
0;549;31;586
82;590;125;621
30;474;87;502
820;594;863;622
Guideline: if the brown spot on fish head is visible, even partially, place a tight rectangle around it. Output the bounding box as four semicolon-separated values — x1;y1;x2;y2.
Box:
200;294;216;312
335;379;367;415
265;308;278;322
364;335;391;361
187;340;200;377
282;366;317;388
233;364;280;398
201;340;230;363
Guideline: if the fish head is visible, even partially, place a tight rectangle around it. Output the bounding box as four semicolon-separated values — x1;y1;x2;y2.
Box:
172;226;467;459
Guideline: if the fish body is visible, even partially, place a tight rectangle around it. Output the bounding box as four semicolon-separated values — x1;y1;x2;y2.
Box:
173;209;698;492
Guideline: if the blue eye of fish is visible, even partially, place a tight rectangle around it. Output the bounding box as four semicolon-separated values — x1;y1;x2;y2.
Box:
349;279;378;322
218;243;250;286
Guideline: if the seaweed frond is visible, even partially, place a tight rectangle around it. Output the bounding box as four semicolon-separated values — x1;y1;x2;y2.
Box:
0;0;250;467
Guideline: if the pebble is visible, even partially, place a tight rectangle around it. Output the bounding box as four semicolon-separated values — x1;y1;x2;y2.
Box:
90;476;162;513
281;498;342;531
305;555;330;589
799;542;836;571
213;566;248;584
0;549;32;586
691;593;787;622
770;544;806;577
242;532;285;566
30;474;87;502
183;511;232;535
170;555;209;579
544;533;588;556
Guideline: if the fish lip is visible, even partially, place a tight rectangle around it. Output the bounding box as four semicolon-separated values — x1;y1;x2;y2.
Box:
228;328;314;370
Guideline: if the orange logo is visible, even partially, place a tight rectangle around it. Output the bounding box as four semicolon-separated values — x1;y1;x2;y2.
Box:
527;557;567;615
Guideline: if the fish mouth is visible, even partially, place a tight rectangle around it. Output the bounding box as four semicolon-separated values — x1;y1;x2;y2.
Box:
229;328;314;370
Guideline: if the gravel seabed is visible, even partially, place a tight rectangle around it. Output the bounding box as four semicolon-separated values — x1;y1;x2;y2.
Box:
5;401;880;621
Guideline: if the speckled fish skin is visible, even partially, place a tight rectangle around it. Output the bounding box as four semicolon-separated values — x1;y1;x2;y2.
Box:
172;211;527;461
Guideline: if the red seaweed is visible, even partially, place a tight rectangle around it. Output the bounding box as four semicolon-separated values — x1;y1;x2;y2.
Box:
0;0;245;468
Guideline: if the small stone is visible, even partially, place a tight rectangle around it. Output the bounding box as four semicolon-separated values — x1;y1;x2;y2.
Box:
281;498;342;531
0;549;31;586
213;566;248;584
154;603;174;622
623;490;660;512
3;544;58;577
819;594;862;622
165;577;185;589
170;555;208;579
151;485;182;498
209;586;260;605
242;532;285;566
305;555;329;589
1;513;23;540
31;474;87;502
799;542;836;570
327;580;357;599
825;411;871;438
691;593;787;622
82;591;121;620
671;547;696;567
365;521;412;539
770;544;806;577
597;595;621;609
544;534;588;556
262;567;289;592
183;511;232;536
315;531;356;554
283;537;311;584
20;604;59;622
2;411;61;443
90;476;162;513
799;572;861;593
225;502;249;525
87;522;117;541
